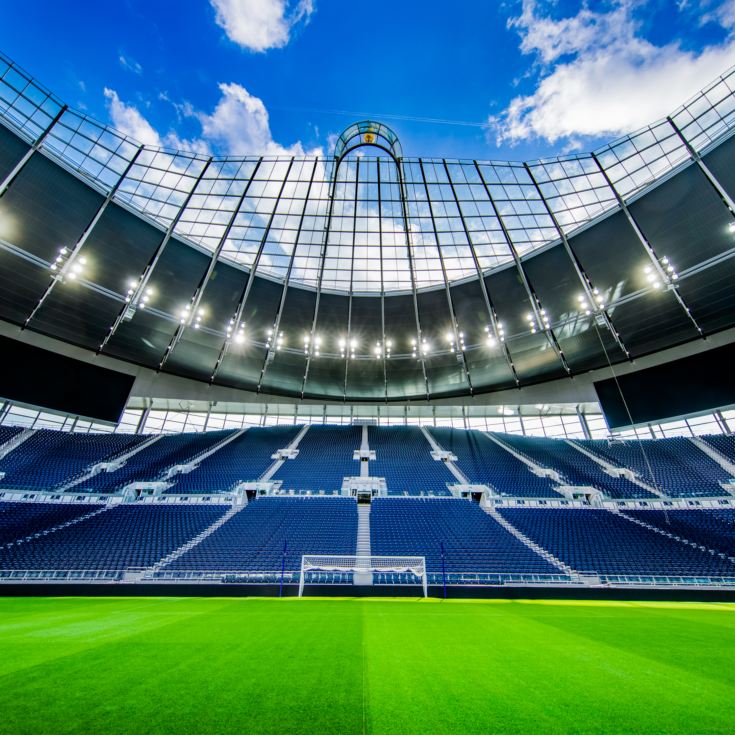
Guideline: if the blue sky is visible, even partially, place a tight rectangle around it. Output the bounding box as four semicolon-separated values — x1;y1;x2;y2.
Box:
3;0;735;160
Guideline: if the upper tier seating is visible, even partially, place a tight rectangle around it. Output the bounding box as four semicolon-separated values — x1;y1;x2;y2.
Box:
701;435;735;464
498;507;735;578
370;498;559;579
0;430;147;491
0;504;228;570
622;509;735;559
79;431;232;492
166;496;357;572
498;433;653;499
578;437;730;497
428;428;562;497
273;426;361;493
165;426;301;494
0;501;100;545
0;426;23;446
368;426;454;496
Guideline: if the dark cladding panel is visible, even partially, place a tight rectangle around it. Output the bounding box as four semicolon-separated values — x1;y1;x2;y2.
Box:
29;286;122;350
0;153;103;262
384;293;427;400
103;238;211;367
165;260;249;382
523;244;626;373
702;133;735;204
485;267;568;384
346;295;385;400
215;276;281;390
416;288;468;396
259;285;315;396
449;280;517;392
0;248;51;323
0;124;30;181
0;334;133;423
303;292;349;400
568;209;698;354
674;258;735;335
77;202;166;294
629;163;732;271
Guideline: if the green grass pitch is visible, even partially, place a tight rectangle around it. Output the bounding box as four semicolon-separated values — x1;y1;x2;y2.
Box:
0;597;734;734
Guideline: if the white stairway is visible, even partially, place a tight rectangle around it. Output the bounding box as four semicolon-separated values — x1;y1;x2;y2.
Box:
0;428;35;461
484;505;578;577
149;503;247;573
354;504;373;584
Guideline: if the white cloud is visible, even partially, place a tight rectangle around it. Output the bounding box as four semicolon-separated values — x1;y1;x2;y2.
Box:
210;0;314;52
197;82;314;155
104;88;162;147
104;83;319;157
493;0;735;145
118;53;143;75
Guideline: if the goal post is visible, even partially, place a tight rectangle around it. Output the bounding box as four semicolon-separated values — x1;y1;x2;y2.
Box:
299;555;428;597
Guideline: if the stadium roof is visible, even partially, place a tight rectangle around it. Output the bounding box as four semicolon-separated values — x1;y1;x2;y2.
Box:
1;52;735;402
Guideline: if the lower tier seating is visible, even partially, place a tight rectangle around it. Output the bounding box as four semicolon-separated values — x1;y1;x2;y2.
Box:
166;497;358;572
0;504;228;570
498;507;735;578
370;498;560;580
622;509;735;559
0;501;100;545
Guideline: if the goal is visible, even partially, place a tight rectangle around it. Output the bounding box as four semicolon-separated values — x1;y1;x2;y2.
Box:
298;555;428;597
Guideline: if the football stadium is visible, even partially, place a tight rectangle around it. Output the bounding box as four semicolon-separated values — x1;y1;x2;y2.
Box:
1;2;735;732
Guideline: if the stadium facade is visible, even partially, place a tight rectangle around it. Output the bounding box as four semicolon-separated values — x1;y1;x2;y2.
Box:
1;52;735;598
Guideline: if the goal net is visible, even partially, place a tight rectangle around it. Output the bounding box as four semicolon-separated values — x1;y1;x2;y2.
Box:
299;555;428;597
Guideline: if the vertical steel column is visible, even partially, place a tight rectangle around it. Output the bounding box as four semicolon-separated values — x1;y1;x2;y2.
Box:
576;406;592;440
135;405;150;435
589;153;702;335
417;160;473;393
100;156;215;351
255;159;319;390
24;143;146;328
667;115;735;216
396;159;431;399
443;162;519;384
377;160;388;402
468;161;570;373
0;104;67;198
160;157;265;369
343;159;360;400
522;162;632;357
301;158;340;398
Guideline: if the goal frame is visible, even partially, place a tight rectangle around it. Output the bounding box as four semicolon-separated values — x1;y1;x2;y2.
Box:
298;555;428;597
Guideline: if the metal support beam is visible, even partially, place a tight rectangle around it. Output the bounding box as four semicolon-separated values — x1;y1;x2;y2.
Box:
0;104;67;198
160;158;266;369
99;156;215;352
377;161;388;403
589;153;702;336
522;162;631;358
418;160;474;393
300;158;339;398
576;406;592;440
24;143;146;328
396;160;430;399
667;115;735;216
343;159;360;401
255;159;319;391
470;161;570;374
